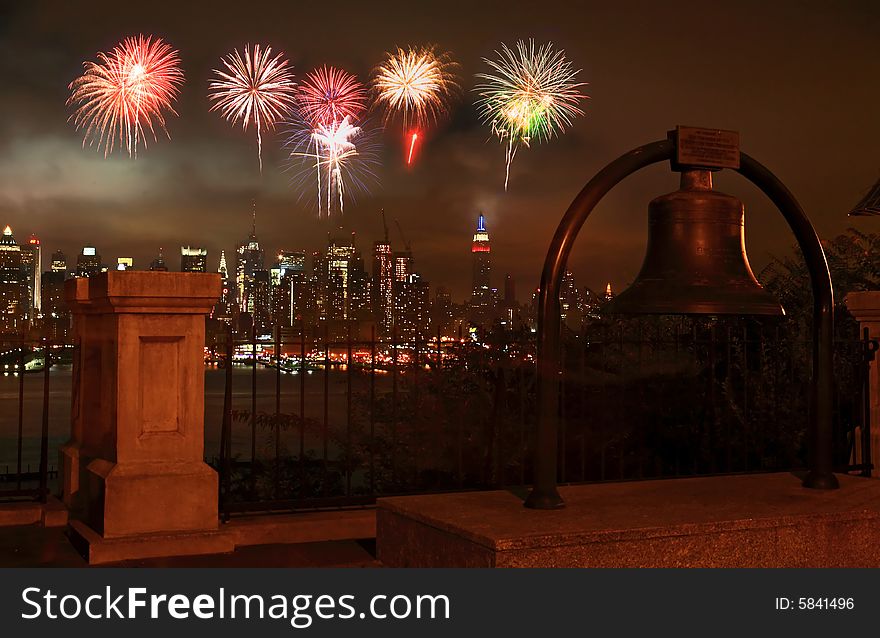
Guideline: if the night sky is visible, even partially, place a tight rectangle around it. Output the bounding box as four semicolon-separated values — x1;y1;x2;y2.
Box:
2;0;879;301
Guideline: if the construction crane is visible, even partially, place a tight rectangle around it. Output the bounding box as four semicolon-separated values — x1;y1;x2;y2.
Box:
394;219;412;252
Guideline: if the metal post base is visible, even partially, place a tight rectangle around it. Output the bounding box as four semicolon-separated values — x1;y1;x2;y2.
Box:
524;487;566;510
802;471;840;490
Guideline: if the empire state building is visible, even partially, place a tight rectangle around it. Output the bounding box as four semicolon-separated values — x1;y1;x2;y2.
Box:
470;213;492;324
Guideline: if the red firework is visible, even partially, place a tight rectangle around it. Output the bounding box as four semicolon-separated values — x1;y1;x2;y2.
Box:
67;34;184;158
297;66;367;127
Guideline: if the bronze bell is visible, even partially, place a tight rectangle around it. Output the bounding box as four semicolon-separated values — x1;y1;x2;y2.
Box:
604;169;784;316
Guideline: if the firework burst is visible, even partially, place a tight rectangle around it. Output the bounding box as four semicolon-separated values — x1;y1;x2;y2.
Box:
67;34;184;158
208;44;297;172
297;66;368;128
287;66;374;218
285;115;380;219
474;39;586;189
373;46;458;163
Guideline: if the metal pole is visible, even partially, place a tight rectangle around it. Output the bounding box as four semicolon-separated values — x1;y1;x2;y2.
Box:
369;325;376;495
527;139;673;509
736;152;837;489
220;323;233;522
299;319;306;499
250;317;257;470
323;322;329;494
39;343;50;502
862;328;874;477
559;335;566;484
436;324;442;370
16;343;24;491
414;329;420;486
275;323;281;494
392;325;398;486
346;321;353;496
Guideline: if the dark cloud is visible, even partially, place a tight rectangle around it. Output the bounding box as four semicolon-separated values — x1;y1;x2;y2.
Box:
1;0;880;300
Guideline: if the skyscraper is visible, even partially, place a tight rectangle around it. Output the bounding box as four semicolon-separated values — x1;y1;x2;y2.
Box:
270;251;306;328
325;233;356;320
181;246;208;272
393;251;413;283
470;213;492;325
347;254;372;322
0;226;25;334
51;250;67;273
76;246;102;277
219;250;228;281
20;234;41;317
236;205;264;314
560;271;583;329
149;248;168;271
433;286;454;337
372;240;393;335
500;273;519;330
393;273;430;344
504;274;516;306
274;251;306;276
252;269;271;334
40;269;68;340
604;282;614;301
213;250;233;324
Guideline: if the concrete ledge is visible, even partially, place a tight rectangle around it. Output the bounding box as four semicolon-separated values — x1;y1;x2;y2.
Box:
68;520;234;565
377;473;880;567
0;497;68;528
226;509;375;547
64;509;374;564
0;503;41;527
41;497;69;527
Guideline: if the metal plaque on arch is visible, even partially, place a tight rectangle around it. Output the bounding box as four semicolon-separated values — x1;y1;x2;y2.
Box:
675;125;740;169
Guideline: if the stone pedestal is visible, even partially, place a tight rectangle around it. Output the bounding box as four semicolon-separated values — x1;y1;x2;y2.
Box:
61;271;233;563
377;473;880;567
844;291;880;474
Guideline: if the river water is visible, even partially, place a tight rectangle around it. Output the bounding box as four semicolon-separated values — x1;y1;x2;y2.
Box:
0;365;373;472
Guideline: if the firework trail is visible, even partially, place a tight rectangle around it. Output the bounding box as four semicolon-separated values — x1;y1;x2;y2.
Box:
208;44;297;173
474;39;586;189
287;67;373;217
285;115;380;218
312;116;360;216
407;132;419;164
372;46;458;164
297;66;368;128
67;35;184;158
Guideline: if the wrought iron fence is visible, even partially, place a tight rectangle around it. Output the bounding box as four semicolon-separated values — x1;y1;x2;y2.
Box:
0;338;67;502
558;318;874;483
1;315;872;513
208;314;876;519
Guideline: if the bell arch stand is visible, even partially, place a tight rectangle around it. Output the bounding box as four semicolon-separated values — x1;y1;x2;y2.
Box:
525;138;838;510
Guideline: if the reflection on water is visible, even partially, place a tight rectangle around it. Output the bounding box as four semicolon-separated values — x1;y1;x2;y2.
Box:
0;365;380;470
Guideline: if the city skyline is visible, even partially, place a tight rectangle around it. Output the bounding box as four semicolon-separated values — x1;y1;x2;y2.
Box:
1;209;578;341
0;209;569;306
2;1;880;303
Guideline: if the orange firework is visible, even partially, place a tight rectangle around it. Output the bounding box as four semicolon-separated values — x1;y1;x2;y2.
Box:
67;35;184;158
373;45;458;163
